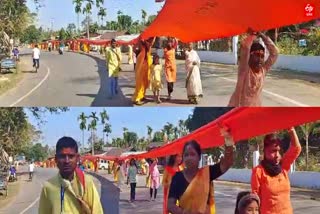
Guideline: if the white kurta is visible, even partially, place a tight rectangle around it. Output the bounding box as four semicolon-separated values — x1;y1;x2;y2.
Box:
185;50;203;97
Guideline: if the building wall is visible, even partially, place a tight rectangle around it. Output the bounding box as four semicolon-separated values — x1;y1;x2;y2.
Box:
217;168;320;189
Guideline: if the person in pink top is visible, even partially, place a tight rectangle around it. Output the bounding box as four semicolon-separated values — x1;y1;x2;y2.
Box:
228;28;279;107
149;158;160;201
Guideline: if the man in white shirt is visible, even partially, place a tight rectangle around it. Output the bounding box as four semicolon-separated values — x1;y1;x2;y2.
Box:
32;45;41;68
29;161;35;180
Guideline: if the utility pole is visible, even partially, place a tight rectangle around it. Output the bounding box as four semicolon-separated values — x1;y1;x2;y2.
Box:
50;18;54;39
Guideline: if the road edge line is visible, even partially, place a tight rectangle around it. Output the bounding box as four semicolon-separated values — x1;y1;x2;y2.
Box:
9;64;50;107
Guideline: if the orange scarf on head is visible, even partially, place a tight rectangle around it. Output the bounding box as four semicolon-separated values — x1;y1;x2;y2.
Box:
179;166;215;214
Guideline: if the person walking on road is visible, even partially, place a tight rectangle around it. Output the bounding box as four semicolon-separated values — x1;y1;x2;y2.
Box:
28;161;35;180
32;44;40;69
228;29;279;107
38;137;103;214
105;39;122;99
149;158;160;201
184;43;203;104
164;37;178;100
127;159;138;202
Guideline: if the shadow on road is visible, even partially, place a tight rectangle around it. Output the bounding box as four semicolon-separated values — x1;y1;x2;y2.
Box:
87;171;120;214
74;52;133;107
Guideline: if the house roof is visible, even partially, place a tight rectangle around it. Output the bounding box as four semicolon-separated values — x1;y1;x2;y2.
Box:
99;31;129;40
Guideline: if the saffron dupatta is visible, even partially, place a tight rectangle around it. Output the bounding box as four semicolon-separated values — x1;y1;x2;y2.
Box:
179;166;215;214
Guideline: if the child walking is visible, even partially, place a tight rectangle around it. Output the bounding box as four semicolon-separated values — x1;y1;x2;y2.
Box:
150;54;163;104
127;159;138;202
149;158;160;201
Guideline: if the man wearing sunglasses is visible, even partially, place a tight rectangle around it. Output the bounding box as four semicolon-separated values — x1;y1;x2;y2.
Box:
228;28;279;107
38;137;103;214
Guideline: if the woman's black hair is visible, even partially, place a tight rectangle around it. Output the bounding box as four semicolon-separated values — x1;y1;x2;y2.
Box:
167;155;178;167
182;140;201;158
235;191;251;214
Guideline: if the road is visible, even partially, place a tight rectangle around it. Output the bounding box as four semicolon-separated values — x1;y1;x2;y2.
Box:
1;168;319;214
0;49;320;107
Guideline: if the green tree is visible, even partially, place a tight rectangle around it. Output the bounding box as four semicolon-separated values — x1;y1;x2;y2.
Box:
147;126;153;142
97;7;107;26
59;28;67;41
89;22;99;34
78;112;87;153
103;123;112;145
25;143;48;162
299;121;320;169
73;0;82;33
163;122;174;141
122;127;128;147
66;23;77;38
89;112;99;155
186;107;234;161
141;9;147;25
146;15;157;26
99;109;109;143
0;108;41;156
20;25;42;44
153;131;164;142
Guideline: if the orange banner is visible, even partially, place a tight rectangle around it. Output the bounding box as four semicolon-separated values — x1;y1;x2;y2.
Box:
124;107;320;160
141;0;320;42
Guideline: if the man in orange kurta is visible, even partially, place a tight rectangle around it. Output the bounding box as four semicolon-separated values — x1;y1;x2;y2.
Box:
164;38;178;99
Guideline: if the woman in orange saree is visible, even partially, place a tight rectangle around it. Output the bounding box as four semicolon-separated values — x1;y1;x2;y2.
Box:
167;127;234;214
163;154;183;214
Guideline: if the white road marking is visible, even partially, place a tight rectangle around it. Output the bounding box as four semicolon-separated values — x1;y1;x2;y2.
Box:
204;73;309;107
10;64;50;107
215;191;232;197
19;182;43;214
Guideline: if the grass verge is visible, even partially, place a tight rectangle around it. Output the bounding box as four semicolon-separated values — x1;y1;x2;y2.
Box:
0;61;24;96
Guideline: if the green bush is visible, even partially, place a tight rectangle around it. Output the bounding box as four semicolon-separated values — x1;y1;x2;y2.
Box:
277;36;304;55
296;154;320;172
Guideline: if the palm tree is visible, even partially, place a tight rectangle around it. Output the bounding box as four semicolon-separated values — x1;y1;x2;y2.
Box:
141;9;147;25
173;126;179;140
163;122;174;141
299;121;320;169
103;123;112;145
73;0;82;34
100;109;109;143
82;1;93;39
77;112;87;154
123;127;128;147
89;112;99;155
147;126;153;142
178;119;185;137
98;7;107;27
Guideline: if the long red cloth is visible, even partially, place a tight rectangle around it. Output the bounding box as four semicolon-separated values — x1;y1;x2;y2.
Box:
140;0;320;42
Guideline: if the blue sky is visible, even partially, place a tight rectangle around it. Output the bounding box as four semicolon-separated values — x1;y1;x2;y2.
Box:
26;0;164;30
25;107;193;148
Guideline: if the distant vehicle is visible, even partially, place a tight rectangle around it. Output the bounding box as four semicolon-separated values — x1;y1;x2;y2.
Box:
0;58;16;73
98;159;108;170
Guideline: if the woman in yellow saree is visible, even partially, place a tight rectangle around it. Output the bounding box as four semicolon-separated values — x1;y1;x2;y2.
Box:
163;154;183;214
167;128;234;214
132;37;155;105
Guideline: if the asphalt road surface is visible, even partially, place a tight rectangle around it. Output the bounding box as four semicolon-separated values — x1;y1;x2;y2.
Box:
1;167;319;214
0;50;320;107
